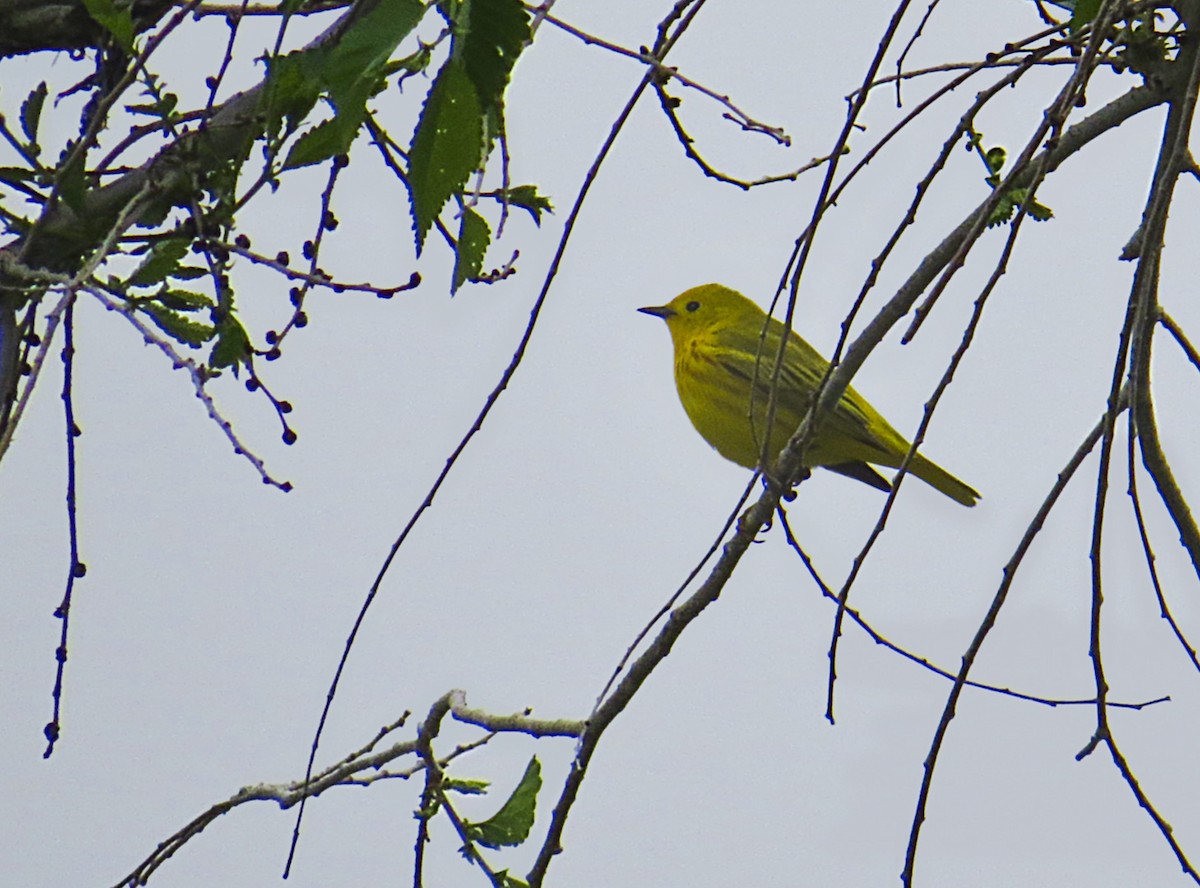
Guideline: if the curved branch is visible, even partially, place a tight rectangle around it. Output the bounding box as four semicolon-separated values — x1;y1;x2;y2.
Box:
1137;316;1200;578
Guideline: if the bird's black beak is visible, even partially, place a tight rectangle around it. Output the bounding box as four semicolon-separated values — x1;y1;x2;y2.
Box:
638;305;675;319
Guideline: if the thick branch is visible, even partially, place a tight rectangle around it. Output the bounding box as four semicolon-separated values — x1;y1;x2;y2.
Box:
0;0;384;448
0;0;175;57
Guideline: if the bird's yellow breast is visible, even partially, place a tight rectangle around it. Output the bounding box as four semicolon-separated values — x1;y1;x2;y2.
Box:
673;331;797;470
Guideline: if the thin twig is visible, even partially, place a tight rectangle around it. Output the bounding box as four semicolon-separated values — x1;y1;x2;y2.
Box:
1126;397;1200;673
43;294;81;757
828;190;1053;724
903;386;1128;886
777;506;1166;710
89;285;292;491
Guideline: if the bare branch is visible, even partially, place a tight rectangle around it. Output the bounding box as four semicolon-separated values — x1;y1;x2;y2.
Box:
118;691;575;887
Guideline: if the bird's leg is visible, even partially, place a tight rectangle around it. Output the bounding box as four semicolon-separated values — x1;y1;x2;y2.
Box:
746;467;810;538
764;466;810;502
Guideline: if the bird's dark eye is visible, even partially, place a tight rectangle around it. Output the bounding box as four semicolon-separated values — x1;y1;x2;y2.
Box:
685;300;701;313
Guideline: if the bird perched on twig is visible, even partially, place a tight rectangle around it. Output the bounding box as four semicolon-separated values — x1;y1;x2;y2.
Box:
639;283;979;507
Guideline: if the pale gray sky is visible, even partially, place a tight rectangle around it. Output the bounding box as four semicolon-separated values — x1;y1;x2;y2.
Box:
4;2;1200;886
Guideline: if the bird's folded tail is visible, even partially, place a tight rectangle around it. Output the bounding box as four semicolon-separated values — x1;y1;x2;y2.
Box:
826;457;979;507
908;453;980;507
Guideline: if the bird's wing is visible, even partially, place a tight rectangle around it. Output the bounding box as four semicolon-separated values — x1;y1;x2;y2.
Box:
721;322;903;461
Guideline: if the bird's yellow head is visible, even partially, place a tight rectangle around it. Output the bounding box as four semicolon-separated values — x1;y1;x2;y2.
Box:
638;283;764;346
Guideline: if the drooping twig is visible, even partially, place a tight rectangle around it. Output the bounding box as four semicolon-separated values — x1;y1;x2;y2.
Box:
777;505;1167;710
902;386;1128;886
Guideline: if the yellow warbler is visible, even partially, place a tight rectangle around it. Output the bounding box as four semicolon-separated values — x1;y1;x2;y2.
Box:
639;283;979;507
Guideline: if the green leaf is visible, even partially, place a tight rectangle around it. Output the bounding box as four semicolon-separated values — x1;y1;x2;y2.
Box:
496;873;529;888
135;192;179;230
128;238;190;287
323;0;425;108
385;44;434;78
158;289;213;311
284;115;359;169
481;102;504;157
81;0;135;51
458;0;530;116
983;146;1006;176
452;206;491;292
142;305;215;347
261;52;323;140
1118;15;1168;75
1023;196;1054;223
505;184;552;226
0;167;38;187
128;93;178;120
20;82;47;149
464;757;541;850
444;777;490;795
1068;0;1102;32
210;316;251;370
170;266;210;280
408;58;483;252
277;0;425;170
56;144;88;215
987;187;1053;228
987;195;1015;228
